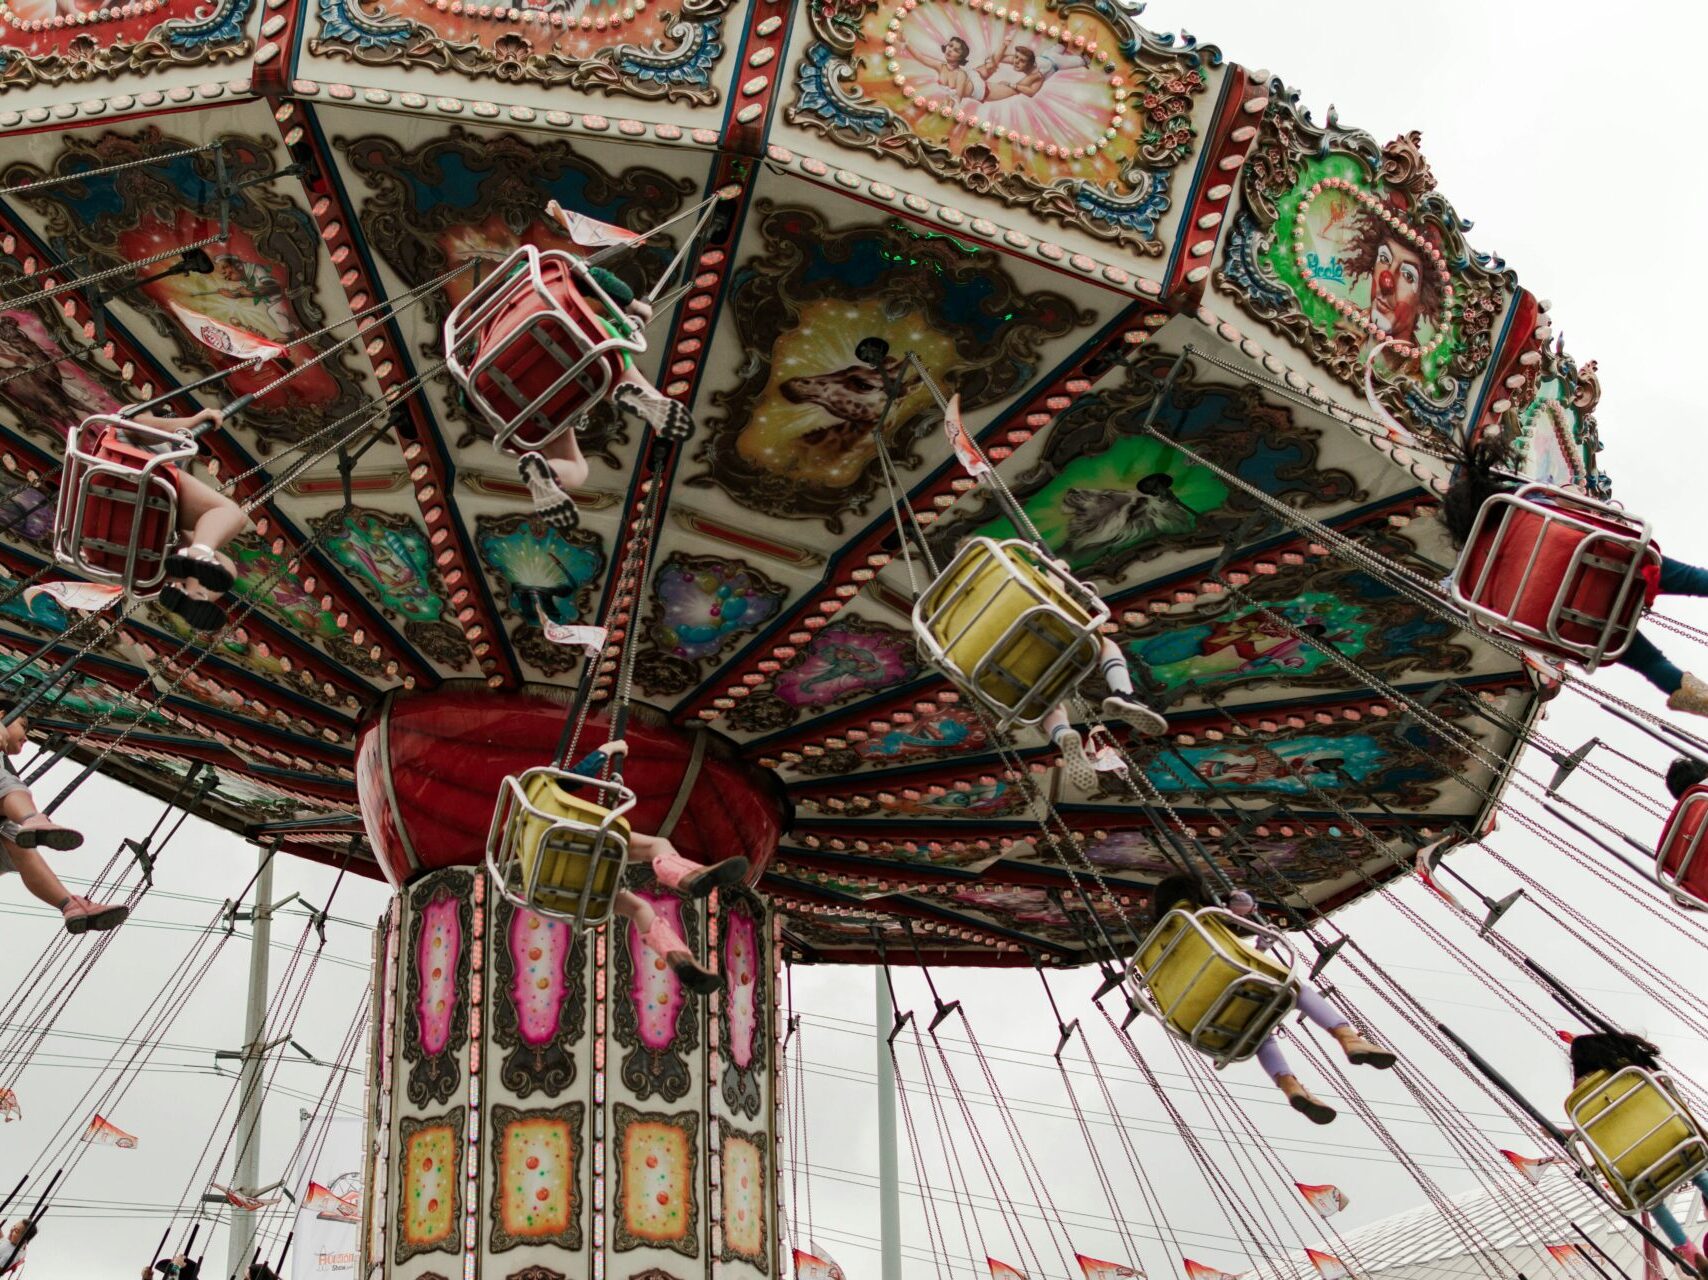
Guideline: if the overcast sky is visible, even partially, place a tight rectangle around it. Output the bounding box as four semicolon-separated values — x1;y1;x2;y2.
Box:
6;3;1708;1279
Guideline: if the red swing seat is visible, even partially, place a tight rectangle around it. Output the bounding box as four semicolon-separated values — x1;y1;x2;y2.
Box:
1449;483;1659;670
443;244;645;455
1657;784;1708;910
53;415;196;596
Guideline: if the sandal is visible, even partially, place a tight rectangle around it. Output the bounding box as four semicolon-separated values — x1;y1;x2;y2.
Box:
159;585;226;633
164;545;234;595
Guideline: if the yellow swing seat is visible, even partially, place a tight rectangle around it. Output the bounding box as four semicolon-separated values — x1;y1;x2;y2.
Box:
1131;906;1300;1068
1565;1066;1708;1213
443;244;647;455
54;414;198;597
912;537;1110;731
485;766;636;930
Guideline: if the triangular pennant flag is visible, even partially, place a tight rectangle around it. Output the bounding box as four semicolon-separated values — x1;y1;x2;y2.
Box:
546;200;640;251
0;1087;18;1122
1556;1030;1577;1045
1413;836;1467;913
943;394;991;478
794;1249;846;1280
1295;1182;1350;1218
304;1180;361;1222
989;1261;1029;1280
164;301;287;362
210;1183;279;1212
1306;1249;1351;1280
1077;1256;1142;1280
1500;1149;1563;1184
25;581;124;613
81;1114;137;1147
1184;1261;1244;1280
1547;1245;1595;1275
535;603;607;656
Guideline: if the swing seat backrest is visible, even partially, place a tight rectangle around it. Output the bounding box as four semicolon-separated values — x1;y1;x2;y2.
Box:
912;537;1109;730
1566;1067;1708;1211
54;417;192;596
443;245;644;455
1657;785;1708;910
1134;907;1299;1067
1451;484;1659;671
487;766;634;930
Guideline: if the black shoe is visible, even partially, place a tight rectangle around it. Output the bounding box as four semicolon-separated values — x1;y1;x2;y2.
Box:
163;549;234;594
679;856;750;899
159;585;226;633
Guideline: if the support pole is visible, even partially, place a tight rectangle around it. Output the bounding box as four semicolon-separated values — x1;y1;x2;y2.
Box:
228;847;275;1278
876;969;902;1280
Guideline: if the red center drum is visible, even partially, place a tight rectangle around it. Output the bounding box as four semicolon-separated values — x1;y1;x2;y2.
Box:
354;688;785;891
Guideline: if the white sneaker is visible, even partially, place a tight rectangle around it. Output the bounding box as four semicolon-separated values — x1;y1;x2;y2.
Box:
1102;695;1167;737
1055;729;1099;793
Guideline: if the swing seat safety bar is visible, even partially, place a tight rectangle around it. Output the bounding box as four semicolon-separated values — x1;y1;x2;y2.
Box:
444;244;645;455
485;766;636;932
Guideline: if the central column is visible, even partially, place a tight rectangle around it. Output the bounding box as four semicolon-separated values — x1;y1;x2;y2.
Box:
352;689;786;1280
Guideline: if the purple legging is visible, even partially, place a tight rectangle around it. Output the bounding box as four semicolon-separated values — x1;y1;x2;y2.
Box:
1254;983;1348;1079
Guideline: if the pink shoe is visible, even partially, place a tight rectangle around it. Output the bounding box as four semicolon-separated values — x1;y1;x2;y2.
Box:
61;896;128;935
677;856;749;900
1676;1242;1706;1277
15;813;83;851
641;916;720;996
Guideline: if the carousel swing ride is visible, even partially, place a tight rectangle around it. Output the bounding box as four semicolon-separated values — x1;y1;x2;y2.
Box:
0;0;1706;1277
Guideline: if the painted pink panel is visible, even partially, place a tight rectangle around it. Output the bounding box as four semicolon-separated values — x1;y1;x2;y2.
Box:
415;897;463;1056
724;908;759;1070
626;891;687;1051
509;908;572;1047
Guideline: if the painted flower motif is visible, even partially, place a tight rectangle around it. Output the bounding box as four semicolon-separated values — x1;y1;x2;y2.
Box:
774;621;918;709
478;526;601;623
652;556;783;661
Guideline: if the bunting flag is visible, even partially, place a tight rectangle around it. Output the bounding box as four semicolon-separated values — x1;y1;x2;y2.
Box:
943;394;990;478
81;1114;137;1148
1076;1255;1142;1280
303;1180;361;1223
1556;1030;1577;1045
989;1261;1029;1280
1183;1261;1244;1280
1499;1149;1563;1184
210;1184;279;1212
1547;1245;1595;1276
1305;1249;1351;1280
547;201;639;251
1295;1182;1350;1218
535;604;607;656
165;301;288;363
1413;836;1467;914
0;1088;18;1122
25;581;124;614
794;1249;846;1280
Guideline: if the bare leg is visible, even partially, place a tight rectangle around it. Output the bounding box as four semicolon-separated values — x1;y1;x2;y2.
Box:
0;787;79;850
175;472;247;561
541;427;590;492
6;841;69;908
4;841;126;933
